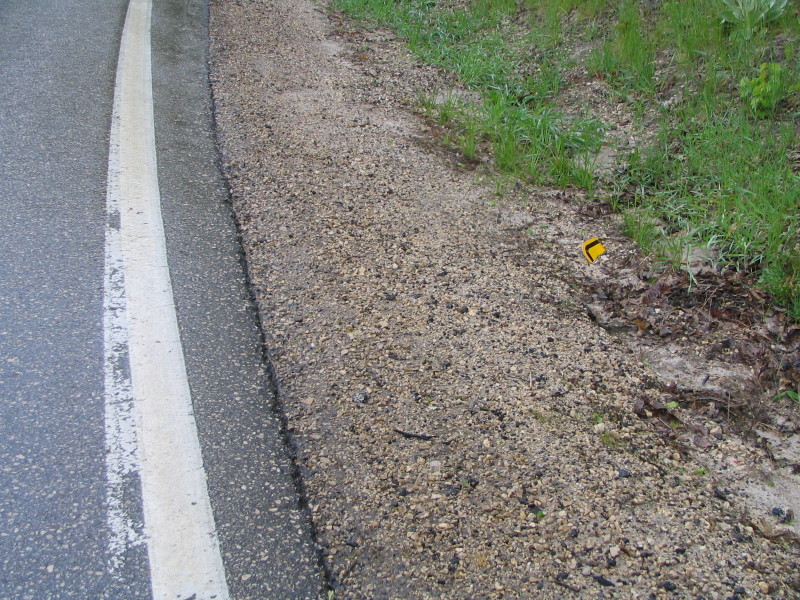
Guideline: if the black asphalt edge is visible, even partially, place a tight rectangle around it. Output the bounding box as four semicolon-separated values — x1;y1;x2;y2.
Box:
201;1;335;594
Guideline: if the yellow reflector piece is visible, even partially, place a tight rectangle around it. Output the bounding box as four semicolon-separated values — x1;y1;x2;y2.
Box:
583;238;606;263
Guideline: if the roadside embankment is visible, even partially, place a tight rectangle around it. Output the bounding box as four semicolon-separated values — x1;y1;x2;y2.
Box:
209;0;799;597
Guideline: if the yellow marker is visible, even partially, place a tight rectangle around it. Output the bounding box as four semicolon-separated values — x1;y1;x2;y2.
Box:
582;238;606;263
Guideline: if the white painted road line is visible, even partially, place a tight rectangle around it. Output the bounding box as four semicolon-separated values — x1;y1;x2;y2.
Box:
103;0;231;598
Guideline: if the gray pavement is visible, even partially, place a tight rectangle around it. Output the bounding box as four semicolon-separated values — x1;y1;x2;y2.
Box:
0;0;323;597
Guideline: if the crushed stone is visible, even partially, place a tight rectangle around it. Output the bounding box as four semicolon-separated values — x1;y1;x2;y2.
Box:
209;0;800;597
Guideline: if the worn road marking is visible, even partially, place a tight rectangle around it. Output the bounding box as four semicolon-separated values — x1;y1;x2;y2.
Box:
103;0;230;597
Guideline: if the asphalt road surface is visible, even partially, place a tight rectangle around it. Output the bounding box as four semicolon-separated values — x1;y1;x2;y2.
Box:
0;0;323;597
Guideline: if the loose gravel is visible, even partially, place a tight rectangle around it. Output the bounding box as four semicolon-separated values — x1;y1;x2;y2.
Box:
208;0;800;597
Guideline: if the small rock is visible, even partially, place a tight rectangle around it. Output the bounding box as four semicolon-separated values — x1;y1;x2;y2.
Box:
618;469;632;479
660;581;677;592
352;391;369;403
594;575;614;587
442;484;460;498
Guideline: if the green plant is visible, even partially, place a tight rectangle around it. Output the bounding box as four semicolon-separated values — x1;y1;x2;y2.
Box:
457;114;481;159
476;0;519;16
739;62;786;116
588;0;656;93
622;208;660;254
600;432;621;447
772;389;800;403
436;95;460;125
657;0;724;70
720;0;788;38
623;107;800;316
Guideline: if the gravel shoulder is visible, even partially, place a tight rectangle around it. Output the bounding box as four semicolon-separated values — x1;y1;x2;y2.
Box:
208;0;800;597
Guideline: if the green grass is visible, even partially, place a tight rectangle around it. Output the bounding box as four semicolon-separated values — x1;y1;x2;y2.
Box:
620;97;800;314
334;0;800;317
588;0;656;92
336;0;604;188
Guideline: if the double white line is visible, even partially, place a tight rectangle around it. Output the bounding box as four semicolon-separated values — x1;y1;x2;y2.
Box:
103;1;230;597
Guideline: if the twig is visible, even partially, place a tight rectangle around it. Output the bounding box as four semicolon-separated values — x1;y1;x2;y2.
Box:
394;428;434;441
555;579;580;593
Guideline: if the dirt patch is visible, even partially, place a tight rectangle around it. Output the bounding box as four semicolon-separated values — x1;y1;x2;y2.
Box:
209;0;800;597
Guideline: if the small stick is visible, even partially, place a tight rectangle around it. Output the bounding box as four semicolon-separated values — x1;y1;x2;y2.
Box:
394;428;434;441
555;579;580;593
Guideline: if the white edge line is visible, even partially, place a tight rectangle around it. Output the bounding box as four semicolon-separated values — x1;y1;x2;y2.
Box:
103;1;230;598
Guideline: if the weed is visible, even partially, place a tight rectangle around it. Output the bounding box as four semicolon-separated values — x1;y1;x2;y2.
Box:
528;408;548;421
739;62;787;116
476;0;519;16
621;208;659;254
457;115;481;159
600;432;621;447
527;0;608;21
436;95;460;126
771;389;800;403
720;0;789;40
658;0;723;67
588;0;656;93
622;104;800;315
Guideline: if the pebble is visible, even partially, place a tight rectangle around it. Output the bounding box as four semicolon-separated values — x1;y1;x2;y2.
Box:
660;581;677;592
594;575;614;587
